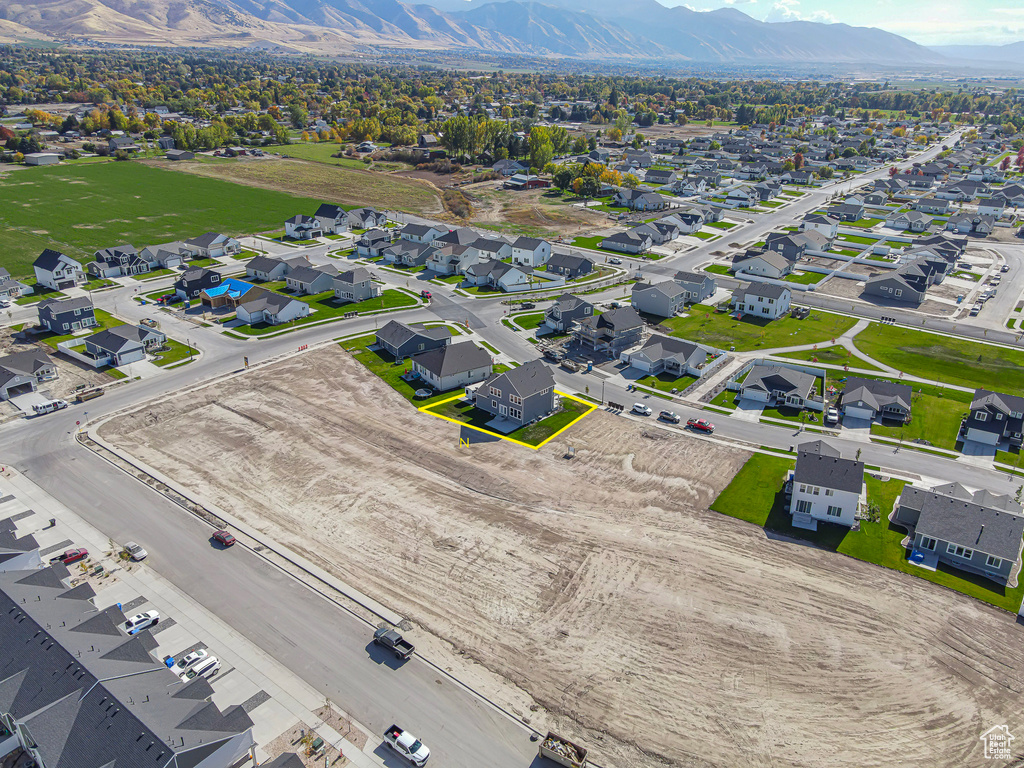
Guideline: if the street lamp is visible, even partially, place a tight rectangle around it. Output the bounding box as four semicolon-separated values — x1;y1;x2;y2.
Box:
186;338;193;362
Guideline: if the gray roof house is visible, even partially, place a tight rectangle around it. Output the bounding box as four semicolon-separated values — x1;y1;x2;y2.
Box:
246;255;311;282
545;252;594;279
544;294;595;333
862;261;929;306
33;248;85;291
383;239;435;267
731;249;793;280
601;229;652;255
333;267;381;303
37;296;97;333
731;282;792;320
673;270;716;304
840;377;912;422
572;307;645;356
631;280;687;318
0;559;256;768
314;203;349;234
411;341;493;392
84;324;164;366
893;482;1024;585
400;223;445;244
0;350;57;400
376;320;451;360
739;363;819;408
184;232;241;258
961;389;1024;448
284;264;339;295
469;359;556;429
235;291;310;326
624;334;713;378
789;441;865;529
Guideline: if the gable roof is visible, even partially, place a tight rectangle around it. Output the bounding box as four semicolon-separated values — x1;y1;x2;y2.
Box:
412;341;491;378
38;296;94;315
315;203;347;220
335;267;373;285
794;442;864;494
482;359;554;398
743;364;816;397
842;376;912;411
185;232;228;249
34;248;75;271
898;486;1024;561
635;334;707;368
733;281;789;301
376;320;450;348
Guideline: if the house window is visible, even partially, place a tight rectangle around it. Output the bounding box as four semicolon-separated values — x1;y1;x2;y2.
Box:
826;506;842;517
895;289;903;297
946;543;974;559
795;499;811;514
996;412;1004;420
975;412;988;422
1011;411;1022;419
811;486;820;496
62;323;69;331
799;484;807;493
920;537;936;551
489;387;502;398
824;489;834;497
510;394;522;406
986;555;1002;569
510;407;522;420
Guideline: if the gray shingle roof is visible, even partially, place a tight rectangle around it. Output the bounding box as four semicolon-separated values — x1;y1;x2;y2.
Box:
335;267;372;285
33;248;73;271
898;486;1024;561
794;442;864;494
376;320;450;349
481;359;554;398
743;364;816;397
412;341;491;378
842;377;912;412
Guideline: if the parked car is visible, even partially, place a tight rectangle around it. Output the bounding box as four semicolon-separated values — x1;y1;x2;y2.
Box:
212;530;236;547
686;418;715;433
609;258;623;265
383;725;430;766
124;610;159;635
520;302;536;310
175;648;210;670
180;656;221;682
825;407;839;425
631;403;652;416
1002;264;1011;273
32;399;68;415
420;290;432;299
373;627;415;660
51;548;88;565
970;305;982;316
659;410;681;423
0;299;9;308
124;541;148;561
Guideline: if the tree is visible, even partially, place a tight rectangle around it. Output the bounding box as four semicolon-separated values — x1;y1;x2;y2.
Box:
289;104;308;129
889;165;898;177
528;127;554;172
553;164;579;191
1002;156;1012;171
793;152;804;170
816;166;834;180
622;173;639;189
572;175;600;202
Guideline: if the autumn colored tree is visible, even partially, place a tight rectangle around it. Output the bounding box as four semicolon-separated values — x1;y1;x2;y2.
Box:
793;152;804;170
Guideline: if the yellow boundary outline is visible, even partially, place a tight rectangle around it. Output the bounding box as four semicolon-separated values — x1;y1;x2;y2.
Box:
419;390;598;450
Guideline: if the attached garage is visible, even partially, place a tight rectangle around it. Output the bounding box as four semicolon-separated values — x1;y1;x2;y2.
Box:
0;374;37;401
964;427;1000;446
843;405;875;421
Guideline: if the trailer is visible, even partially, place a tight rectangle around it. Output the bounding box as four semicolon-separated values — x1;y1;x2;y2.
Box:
538;731;588;768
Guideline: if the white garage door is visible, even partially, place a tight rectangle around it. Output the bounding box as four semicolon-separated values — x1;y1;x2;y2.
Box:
844;406;874;421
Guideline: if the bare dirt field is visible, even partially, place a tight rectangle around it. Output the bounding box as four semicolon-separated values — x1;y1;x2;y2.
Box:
464;185;606;239
102;345;1024;768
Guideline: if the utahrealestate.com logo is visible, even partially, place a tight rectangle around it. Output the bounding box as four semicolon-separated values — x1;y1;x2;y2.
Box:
980;725;1014;760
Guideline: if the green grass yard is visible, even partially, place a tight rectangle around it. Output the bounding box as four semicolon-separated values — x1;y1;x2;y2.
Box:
510;312;545;330
0;162;324;278
706;221;737;230
229;288;418;336
870;386;973;450
775;346;883;371
704;264;730;275
340;333;461;407
783;271;826;285
853;324;1024;395
427;395;591;447
709;388;738;410
661;305;857;352
15;285;65;305
273;143;367;172
635;371;699;393
131;268;176;281
151;339;197;367
38;309;120;349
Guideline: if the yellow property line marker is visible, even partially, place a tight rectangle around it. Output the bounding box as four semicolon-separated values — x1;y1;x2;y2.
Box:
419;390;598;450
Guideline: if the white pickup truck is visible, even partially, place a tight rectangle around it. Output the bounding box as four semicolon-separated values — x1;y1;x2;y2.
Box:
383;725;430;766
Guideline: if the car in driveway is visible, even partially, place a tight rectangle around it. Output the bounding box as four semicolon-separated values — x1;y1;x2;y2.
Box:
631;403;652;416
51;548;88;565
212;530;236;547
686;417;715;433
124;610;159;635
124;541;148;561
825;407;839;425
180;656;220;682
659;410;681;423
175;648;210;670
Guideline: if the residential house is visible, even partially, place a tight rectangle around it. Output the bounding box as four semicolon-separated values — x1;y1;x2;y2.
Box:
174;267;221;300
659;211;701;236
37;296;97;332
0;350;57;400
411;341;492;391
789;441;866;529
285;265;339;295
623;334;713;377
399;223;445;244
504;174;549;190
0;269;30;300
285;215;323;240
614;189;668;211
427;243;478;276
33;249;85;290
739;363;819;407
432;227;479;249
892;483;1024;585
333;268;380;303
977;199;1006;218
731;283;792;320
801;214;839;240
731;249;793;280
936;180;988;202
945;214;996;236
89;244;149;278
863;191;888;206
601;229;652;255
347;208;388;229
469;359;557;427
511;237;551;267
572;307;645;355
185;232;241;258
236;291;310;326
644;168;677;187
84;324;166;366
108;135;139;152
376;320;451;360
862;261;929;305
470;237;513;263
886;210;932;233
914;197;951;215
545;253;594;279
725;186;760;208
138;241;195;270
314;204;349;234
165;149;194;160
765;230;829;260
631;280;687;318
544;294;595;332
383;240;435;267
356;229;395;258
492;158;529;176
840;377;912;422
962;389;1024;448
673;271;716;304
464;260;535;291
245;255;311;282
828;201;866;222
781;170;814;185
993;184;1024;208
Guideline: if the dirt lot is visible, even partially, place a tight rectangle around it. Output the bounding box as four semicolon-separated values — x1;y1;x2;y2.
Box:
819;275;957;316
101;345;1024;768
463;184;607;239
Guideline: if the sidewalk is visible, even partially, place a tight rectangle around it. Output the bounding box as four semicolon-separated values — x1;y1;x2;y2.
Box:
0;465;387;768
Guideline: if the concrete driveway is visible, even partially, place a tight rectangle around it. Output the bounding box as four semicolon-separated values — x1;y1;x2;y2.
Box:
9;391;51;414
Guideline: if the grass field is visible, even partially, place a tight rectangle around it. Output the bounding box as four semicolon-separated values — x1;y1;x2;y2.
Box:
340;334;457;408
229;288;418;336
869;385;973;450
427;395;591;447
783;271;826;284
510;312;545;330
273;143;367;170
774;345;883;371
635;371;699;393
0;162;326;278
151;339;197;367
853;324;1024;395
661;305;857;352
704;264;730;275
157;156;441;217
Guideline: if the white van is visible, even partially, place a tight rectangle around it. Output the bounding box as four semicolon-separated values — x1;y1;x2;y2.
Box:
32;399;68;415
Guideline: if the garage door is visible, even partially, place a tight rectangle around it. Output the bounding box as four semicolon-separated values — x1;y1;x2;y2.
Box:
844;406;874;420
2;382;34;400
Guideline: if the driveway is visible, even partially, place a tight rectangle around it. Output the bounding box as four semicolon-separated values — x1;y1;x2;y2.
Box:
9;391;51;414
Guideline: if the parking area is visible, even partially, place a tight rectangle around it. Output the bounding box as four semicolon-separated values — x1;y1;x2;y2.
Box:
8;390;52;414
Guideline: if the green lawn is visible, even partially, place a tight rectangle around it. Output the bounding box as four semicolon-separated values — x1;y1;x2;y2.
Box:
230;288;418;336
661;305;857;352
709;388;738;410
783;271;826;285
232;249;259;260
704;264;730;275
845;217;883;228
870;386;973;450
432;274;464;285
853;324;1024;395
188;257;219;268
151;339;197;367
692;231;717;240
131;268;176;281
636;371;699;393
81;277;118;291
273;142;367;172
15;285;66;305
38;309;120;348
775;346;883;371
837;234;880;245
712;456;1024;611
339;333;461;407
511;312;546;330
0;162;324;278
426;395;591;447
571;235;633;256
706;221;737;230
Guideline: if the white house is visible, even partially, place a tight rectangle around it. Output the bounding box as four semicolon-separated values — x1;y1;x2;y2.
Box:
731;283;792;319
801;213;839;240
789;441;866;530
185;232;241;258
33;249;85;291
510;236;551;267
235;292;309;326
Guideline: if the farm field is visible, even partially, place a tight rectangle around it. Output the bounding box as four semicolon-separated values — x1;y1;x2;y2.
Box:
100;344;1024;768
0;161;322;277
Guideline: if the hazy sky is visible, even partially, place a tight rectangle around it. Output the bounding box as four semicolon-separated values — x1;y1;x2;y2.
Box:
662;0;1024;46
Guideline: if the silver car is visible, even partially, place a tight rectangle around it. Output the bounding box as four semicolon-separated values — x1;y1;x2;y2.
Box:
124;541;148;561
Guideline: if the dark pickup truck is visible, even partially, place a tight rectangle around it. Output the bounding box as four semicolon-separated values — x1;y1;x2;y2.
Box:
373;627;415;660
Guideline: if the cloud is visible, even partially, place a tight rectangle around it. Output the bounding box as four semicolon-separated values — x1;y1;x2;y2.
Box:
762;0;836;23
723;0;757;5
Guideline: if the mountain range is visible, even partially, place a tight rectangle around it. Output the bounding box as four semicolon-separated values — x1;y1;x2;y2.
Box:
0;0;1019;69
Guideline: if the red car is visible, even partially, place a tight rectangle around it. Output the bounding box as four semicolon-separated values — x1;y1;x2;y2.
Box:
686;418;715;434
52;548;88;565
212;530;236;547
420;290;432;300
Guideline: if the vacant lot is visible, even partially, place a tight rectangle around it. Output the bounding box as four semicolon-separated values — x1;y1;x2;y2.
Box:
102;345;1024;768
661;305;857;351
153;155;442;217
0;161;323;277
